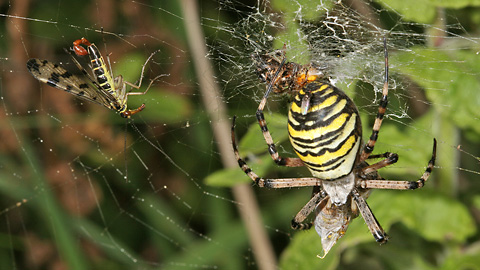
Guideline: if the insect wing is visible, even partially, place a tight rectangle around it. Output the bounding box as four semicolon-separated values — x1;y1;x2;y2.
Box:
27;58;117;109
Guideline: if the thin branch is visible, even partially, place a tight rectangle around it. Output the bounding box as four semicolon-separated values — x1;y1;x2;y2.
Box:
180;1;277;269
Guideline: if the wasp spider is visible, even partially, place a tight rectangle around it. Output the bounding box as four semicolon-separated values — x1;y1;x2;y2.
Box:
231;39;436;257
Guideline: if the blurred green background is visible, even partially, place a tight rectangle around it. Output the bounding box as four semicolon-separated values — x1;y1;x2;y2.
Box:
0;0;480;269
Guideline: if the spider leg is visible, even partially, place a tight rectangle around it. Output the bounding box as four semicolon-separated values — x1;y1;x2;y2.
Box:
360;37;389;162
256;55;304;167
232;116;319;188
366;152;394;159
352;188;388;243
256;109;304;167
360;152;399;176
291;190;325;230
359;139;436;190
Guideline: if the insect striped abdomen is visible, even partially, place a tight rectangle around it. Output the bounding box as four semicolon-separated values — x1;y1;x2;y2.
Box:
87;45;115;95
288;80;362;180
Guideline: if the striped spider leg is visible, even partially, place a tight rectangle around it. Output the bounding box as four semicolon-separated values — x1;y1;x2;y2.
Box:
359;38;390;161
232;38;437;257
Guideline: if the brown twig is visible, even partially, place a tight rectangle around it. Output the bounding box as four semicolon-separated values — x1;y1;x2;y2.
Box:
179;1;277;269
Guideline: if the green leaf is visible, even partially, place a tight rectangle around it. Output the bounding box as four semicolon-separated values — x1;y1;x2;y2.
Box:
370;191;476;243
205;167;252;187
136;89;193;123
376;0;480;23
394;48;480;140
207;113;289;187
272;0;332;21
281;188;475;265
280;229;341;269
205;154;273;187
376;0;436;23
428;0;480;8
115;52;147;83
361;111;447;193
238;113;289;154
273;19;311;64
113;52;193;124
473;195;480;210
441;250;480;270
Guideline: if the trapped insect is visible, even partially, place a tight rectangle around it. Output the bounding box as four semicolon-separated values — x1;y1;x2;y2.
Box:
27;38;160;118
231;39;436;257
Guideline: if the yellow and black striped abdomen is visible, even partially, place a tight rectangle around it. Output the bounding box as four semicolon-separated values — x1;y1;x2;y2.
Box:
87;45;116;96
288;80;362;180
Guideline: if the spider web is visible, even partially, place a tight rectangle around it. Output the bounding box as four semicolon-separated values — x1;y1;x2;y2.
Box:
0;0;479;269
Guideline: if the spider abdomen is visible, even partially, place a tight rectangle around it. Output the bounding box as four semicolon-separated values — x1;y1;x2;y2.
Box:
288;80;362;180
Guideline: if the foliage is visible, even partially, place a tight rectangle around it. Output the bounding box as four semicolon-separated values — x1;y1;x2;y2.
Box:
0;0;479;269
